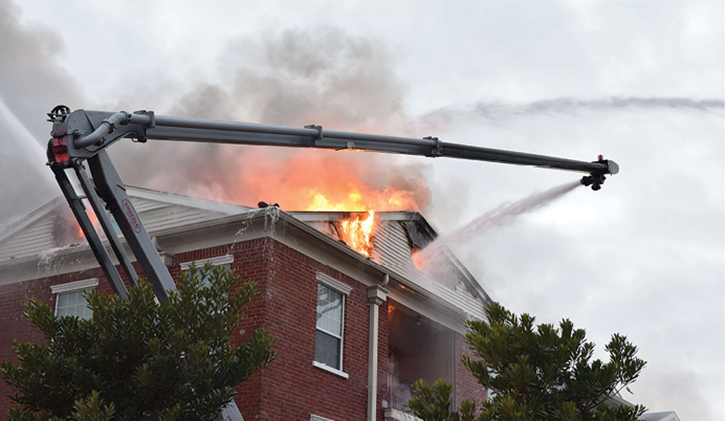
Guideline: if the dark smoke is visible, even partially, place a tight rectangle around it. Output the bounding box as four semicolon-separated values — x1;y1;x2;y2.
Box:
108;27;430;210
0;0;83;126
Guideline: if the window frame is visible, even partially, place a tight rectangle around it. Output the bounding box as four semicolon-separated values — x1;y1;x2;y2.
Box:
179;254;234;271
313;272;352;378
310;414;334;421
51;278;99;319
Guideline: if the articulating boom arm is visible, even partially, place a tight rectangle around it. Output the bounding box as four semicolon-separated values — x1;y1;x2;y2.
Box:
46;106;619;297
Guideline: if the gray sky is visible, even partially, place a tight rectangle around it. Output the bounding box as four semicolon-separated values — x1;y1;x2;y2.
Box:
1;1;723;419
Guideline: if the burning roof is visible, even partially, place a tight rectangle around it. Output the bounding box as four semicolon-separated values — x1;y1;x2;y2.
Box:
0;186;490;321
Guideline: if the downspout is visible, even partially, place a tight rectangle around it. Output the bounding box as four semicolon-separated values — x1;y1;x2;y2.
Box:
367;275;389;421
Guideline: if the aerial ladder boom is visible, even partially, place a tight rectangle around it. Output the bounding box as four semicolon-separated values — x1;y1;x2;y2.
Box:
45;105;619;420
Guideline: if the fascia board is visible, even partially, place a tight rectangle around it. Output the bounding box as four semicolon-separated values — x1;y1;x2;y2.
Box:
0;248;102;285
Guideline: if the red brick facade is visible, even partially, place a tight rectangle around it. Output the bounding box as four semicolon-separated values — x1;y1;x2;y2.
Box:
0;237;481;420
453;331;487;408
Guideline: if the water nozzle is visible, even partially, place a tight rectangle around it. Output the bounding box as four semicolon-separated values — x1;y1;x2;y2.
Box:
580;155;618;191
581;173;606;191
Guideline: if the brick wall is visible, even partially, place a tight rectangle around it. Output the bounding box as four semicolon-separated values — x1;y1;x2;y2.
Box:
132;237;382;420
454;331;487;408
1;237;466;421
0;266;121;417
232;238;375;421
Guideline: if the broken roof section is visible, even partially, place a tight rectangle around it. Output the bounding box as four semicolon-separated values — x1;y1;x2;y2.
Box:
0;186;491;321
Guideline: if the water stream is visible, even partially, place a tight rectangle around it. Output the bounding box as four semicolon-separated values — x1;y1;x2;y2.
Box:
414;180;581;275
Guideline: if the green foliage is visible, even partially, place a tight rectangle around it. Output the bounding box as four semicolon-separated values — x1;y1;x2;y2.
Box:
1;264;275;421
407;378;477;421
408;302;646;421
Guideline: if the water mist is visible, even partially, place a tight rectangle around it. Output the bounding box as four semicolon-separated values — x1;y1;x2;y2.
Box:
414;180;582;285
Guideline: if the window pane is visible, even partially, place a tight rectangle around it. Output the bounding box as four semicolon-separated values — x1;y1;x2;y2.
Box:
315;330;341;369
82;302;93;319
316;284;342;336
67;290;79;306
199;263;231;289
315;283;344;370
57;292;68;307
56;290;93;320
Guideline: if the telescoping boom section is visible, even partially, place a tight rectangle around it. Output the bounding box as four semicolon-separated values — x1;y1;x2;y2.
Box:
45;106;619;421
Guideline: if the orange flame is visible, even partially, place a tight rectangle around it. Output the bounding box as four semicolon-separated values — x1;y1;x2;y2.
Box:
76;210;99;239
300;177;410;257
339;210;376;257
229;149;428;212
169;149;432;257
305;184;417;212
230;150;426;258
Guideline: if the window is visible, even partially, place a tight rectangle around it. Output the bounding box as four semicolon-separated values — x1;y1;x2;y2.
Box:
316;284;344;368
51;278;98;319
314;272;352;377
180;255;234;287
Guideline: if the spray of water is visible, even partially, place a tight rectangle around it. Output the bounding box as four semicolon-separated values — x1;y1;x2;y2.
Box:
0;95;58;230
0;95;48;162
414;180;581;277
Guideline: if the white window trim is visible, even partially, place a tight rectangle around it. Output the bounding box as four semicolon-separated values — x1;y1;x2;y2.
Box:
51;278;98;318
310;414;334;421
179;254;234;270
316;272;352;295
51;278;99;294
312;360;349;379
315;272;350;378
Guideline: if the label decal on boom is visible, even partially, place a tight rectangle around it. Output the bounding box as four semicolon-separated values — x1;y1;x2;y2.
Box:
122;199;143;234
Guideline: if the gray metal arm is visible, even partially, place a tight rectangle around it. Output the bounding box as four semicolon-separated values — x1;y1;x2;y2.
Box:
70;110;618;175
48;106;619;301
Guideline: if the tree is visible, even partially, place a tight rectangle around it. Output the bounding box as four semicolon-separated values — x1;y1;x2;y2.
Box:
1;264;276;421
408;302;646;421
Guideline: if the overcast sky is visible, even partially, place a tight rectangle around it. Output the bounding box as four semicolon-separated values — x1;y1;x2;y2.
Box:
1;1;723;419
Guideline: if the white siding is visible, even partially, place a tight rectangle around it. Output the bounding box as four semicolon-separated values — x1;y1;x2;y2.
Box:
371;220;487;320
0;214;61;262
0;192;243;264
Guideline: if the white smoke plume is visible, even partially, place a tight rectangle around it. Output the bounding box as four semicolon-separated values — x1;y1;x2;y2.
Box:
0;0;85;227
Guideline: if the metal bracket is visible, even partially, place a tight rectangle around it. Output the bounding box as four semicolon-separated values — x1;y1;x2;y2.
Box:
304;124;323;146
130;110;154;142
424;136;443;157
